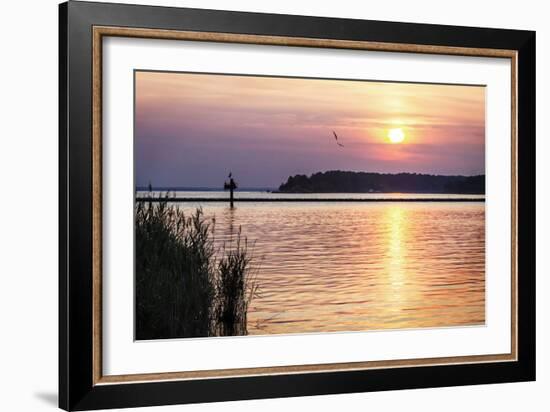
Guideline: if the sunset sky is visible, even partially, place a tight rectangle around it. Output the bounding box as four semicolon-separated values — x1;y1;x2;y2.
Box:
135;71;485;189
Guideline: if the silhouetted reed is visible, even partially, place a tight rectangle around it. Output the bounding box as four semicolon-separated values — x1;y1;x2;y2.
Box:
135;193;259;340
212;233;259;336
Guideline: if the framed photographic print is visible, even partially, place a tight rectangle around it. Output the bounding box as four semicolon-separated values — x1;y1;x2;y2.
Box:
59;1;536;410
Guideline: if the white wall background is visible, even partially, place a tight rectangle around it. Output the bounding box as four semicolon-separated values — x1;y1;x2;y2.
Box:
0;1;546;411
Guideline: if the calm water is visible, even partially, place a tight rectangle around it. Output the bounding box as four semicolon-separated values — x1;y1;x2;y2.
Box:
138;190;485;201
164;192;485;335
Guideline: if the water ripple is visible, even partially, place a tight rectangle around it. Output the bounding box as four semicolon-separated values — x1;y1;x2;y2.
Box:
173;201;485;335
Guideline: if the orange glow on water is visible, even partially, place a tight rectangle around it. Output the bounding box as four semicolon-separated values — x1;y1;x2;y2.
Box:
174;201;486;335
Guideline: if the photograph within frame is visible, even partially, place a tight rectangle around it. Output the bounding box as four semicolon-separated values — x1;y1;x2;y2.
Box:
133;69;487;341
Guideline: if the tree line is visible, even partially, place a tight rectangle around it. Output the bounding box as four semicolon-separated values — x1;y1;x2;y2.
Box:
278;171;485;194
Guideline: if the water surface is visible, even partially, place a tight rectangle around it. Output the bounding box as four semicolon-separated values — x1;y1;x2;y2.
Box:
164;193;485;335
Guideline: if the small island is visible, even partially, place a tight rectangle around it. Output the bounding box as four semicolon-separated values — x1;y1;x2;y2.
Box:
277;171;485;194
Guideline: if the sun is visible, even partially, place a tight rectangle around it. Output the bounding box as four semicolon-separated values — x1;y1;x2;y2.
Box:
388;128;405;144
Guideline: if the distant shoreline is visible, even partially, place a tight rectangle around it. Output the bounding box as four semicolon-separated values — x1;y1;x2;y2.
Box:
135;197;485;203
135;187;275;192
278;171;485;195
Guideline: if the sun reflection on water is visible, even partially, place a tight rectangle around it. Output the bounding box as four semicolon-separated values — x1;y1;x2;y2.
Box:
175;201;485;335
386;206;407;287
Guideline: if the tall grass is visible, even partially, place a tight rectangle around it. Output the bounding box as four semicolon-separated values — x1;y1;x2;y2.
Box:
212;233;258;336
135;194;259;340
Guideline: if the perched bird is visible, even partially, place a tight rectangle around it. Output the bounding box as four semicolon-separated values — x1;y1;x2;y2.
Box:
332;130;344;147
228;171;232;178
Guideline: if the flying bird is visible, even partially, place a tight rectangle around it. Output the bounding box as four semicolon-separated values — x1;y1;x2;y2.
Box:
332;130;344;147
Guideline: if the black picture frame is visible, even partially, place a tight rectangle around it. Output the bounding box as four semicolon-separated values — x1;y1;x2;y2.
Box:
59;1;536;410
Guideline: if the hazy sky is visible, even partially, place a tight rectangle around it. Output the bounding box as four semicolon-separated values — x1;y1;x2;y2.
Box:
135;71;485;189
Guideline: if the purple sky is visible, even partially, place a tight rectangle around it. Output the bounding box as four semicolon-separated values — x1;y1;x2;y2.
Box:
135;71;485;189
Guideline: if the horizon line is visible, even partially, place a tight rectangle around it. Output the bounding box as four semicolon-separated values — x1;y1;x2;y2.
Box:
136;171;485;191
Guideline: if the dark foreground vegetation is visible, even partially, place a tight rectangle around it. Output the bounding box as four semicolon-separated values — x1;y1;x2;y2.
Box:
135;195;258;340
278;171;485;194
